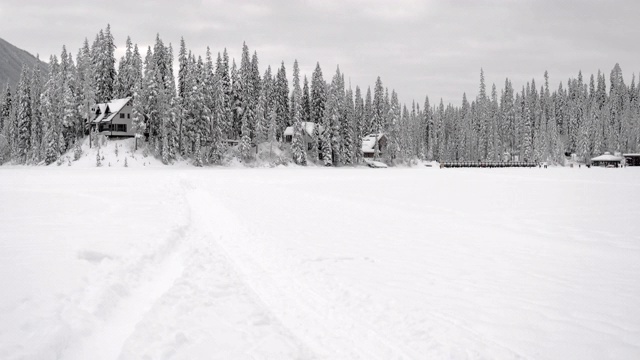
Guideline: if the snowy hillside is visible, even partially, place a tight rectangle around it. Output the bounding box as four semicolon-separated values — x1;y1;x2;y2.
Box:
1;167;639;359
55;136;176;168
46;136;302;169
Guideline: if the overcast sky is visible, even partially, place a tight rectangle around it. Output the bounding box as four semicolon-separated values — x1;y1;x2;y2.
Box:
1;0;638;106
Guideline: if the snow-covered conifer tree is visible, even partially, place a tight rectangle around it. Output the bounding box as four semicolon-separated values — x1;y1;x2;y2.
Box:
239;110;252;162
216;49;232;140
267;106;277;159
301;76;311;123
59;47;80;151
92;25;116;103
239;43;252;135
16;67;32;163
354;86;364;163
310;63;326;125
230;59;242;139
275;62;289;141
489;84;500;160
384;90;400;163
77;38;96;141
120;36;140;98
178;37;189;101
322;67;345;165
364;87;373;134
0;85;11;135
424;96;434;160
254;91;268;144
41;57;61;165
290;60;306;165
29;62;44;162
476;68;489;160
372;77;384;133
161;117;169;164
501;78;516;157
208;70;225;164
341;87;354;165
249;51;262;138
194;133;203;167
261;65;274;118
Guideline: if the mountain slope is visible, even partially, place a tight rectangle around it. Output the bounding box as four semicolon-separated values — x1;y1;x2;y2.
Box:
0;37;47;90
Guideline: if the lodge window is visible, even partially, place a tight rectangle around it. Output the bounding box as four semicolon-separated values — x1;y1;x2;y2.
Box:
115;124;127;132
127;113;130;119
120;113;125;118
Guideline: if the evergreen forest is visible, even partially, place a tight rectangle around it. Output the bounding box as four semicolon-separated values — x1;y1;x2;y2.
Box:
1;25;639;166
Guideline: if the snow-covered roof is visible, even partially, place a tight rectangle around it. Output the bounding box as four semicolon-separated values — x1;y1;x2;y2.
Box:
623;153;640;157
93;112;106;123
283;122;323;137
362;133;384;153
591;153;623;162
92;98;131;123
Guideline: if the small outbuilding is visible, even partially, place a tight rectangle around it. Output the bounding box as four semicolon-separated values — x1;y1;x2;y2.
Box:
89;97;135;137
283;122;324;151
361;133;387;159
623;153;640;166
590;152;624;167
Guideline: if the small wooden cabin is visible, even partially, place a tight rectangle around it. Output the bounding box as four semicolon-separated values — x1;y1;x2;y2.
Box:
362;133;387;159
283;122;324;151
623;154;640;166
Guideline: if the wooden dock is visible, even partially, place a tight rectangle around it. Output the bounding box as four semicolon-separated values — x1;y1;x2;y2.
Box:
440;161;538;168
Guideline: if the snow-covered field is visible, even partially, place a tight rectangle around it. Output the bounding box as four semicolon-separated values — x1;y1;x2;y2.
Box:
1;165;639;359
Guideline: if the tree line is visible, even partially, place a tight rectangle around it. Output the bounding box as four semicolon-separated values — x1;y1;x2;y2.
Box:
1;25;638;166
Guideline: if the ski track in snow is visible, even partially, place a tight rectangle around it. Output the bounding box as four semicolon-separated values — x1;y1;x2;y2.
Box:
60;216;189;359
183;186;415;359
196;177;528;360
0;171;186;359
116;181;315;359
41;179;189;360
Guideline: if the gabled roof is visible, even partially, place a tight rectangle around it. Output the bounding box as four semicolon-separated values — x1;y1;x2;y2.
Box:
93;112;106;123
284;122;324;137
362;133;385;153
92;97;132;123
591;153;623;162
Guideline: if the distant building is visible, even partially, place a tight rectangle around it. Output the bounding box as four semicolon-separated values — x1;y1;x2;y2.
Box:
89;97;135;137
590;152;624;167
283;122;323;151
502;152;519;162
361;133;387;159
623;153;640;166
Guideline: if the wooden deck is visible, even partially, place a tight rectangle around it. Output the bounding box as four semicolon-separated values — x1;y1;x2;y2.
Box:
441;161;538;168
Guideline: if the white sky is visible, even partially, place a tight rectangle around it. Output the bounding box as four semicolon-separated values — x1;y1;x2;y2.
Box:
0;0;638;106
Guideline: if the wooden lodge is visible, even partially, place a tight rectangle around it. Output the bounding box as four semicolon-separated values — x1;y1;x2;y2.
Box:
89;97;135;137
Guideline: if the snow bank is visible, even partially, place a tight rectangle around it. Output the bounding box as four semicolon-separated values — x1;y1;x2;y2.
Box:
55;136;173;168
364;159;388;168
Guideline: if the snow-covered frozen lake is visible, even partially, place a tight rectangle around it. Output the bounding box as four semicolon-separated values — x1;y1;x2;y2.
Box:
1;166;639;359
